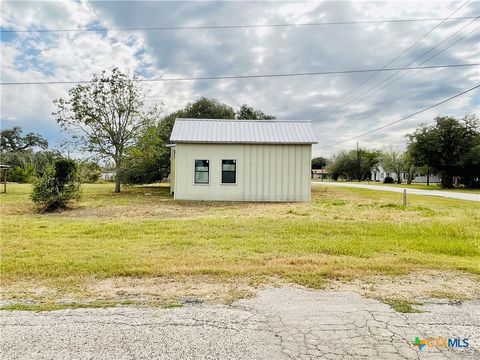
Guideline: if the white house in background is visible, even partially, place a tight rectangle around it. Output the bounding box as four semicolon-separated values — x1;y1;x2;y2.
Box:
168;118;317;202
371;164;441;183
100;171;115;181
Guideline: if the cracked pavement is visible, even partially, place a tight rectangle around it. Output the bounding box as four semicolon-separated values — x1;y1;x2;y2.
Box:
1;287;479;359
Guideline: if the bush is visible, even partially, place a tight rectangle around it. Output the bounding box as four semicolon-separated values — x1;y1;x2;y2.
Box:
8;165;34;183
383;176;394;184
31;159;80;212
79;161;101;183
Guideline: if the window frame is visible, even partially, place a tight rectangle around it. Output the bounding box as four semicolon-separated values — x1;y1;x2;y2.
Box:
194;159;210;185
221;159;237;185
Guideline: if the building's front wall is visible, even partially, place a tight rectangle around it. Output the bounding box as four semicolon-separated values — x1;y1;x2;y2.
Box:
174;143;312;202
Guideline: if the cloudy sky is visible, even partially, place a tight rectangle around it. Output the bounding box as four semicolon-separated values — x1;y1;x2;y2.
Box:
1;0;479;157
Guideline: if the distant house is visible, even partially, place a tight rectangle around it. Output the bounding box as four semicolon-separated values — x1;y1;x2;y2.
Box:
371;164;441;183
100;171;115;181
168;118;317;202
311;168;328;180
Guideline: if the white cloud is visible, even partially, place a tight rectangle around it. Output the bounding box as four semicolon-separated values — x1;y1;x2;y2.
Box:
1;0;479;156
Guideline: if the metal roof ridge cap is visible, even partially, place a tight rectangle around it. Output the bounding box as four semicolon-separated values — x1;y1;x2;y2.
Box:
174;118;312;123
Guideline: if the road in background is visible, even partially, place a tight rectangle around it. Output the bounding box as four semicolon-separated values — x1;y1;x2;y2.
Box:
314;182;480;202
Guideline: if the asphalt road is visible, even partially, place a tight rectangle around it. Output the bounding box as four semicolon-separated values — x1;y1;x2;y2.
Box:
313;182;480;202
1;287;479;359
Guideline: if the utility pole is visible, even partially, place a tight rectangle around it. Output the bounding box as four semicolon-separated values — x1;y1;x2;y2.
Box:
356;141;361;182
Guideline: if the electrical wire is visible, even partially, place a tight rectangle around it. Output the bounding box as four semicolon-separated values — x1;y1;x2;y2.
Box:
1;16;478;33
0;64;477;86
331;84;480;146
319;0;474;116
324;16;479;118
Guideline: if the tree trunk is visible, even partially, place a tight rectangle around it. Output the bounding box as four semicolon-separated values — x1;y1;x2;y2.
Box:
407;170;413;184
114;167;121;193
426;167;430;186
441;173;453;188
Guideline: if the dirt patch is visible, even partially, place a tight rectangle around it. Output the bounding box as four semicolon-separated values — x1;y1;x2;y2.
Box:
2;271;478;309
325;270;480;303
0;276;280;307
87;276;264;305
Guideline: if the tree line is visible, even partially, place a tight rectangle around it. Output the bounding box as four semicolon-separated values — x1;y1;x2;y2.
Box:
312;114;480;188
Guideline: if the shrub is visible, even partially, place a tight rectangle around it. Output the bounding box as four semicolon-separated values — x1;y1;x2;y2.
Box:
383;176;394;184
79;161;101;183
31;159;80;212
8;166;33;183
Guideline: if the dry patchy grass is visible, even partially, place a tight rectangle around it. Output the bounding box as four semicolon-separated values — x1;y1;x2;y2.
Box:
1;183;479;308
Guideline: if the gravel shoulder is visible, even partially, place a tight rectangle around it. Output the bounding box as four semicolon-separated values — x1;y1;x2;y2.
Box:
1;286;479;360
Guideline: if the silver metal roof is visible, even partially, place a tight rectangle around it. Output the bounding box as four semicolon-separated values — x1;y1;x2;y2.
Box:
170;118;317;144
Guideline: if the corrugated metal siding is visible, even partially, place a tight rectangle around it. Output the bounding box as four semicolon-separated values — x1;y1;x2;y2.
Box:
174;143;311;202
170;118;317;144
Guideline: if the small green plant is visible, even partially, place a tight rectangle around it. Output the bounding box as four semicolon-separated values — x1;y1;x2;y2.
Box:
383;176;395;184
31;159;80;212
386;299;422;313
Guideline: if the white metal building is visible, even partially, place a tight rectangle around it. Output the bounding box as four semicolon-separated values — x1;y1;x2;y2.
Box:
169;118;317;202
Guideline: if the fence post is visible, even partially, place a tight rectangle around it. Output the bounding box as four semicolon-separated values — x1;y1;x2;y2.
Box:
403;189;407;206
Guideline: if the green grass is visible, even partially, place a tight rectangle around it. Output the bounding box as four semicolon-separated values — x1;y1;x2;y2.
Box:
385;300;422;313
1;183;479;304
0;300;137;312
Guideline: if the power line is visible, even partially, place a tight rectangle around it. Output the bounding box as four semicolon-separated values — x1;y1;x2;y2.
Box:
1;16;478;33
331;84;480;146
0;63;477;86
340;24;480;111
319;0;473;116
324;16;479;118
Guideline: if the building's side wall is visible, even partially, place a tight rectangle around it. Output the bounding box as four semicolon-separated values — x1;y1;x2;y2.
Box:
174;143;312;202
170;147;176;194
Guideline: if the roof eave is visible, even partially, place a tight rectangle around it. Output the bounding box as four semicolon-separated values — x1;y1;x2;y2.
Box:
170;140;317;145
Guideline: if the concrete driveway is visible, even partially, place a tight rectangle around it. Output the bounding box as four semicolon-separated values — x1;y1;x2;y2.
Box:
313;182;480;202
1;287;478;359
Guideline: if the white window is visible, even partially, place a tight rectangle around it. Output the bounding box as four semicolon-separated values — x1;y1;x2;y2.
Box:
195;160;209;184
221;160;236;184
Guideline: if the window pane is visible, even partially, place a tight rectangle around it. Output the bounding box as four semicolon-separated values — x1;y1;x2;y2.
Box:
222;160;236;171
195;160;209;169
222;171;235;183
195;171;208;183
221;160;236;183
222;164;235;171
195;160;209;184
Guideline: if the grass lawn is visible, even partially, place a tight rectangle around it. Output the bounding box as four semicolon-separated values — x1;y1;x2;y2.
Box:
1;183;479;308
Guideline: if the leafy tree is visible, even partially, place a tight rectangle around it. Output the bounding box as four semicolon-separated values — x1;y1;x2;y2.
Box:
407;115;479;188
53;68;157;193
311;157;328;169
236;104;275;120
0;126;59;182
7;165;34;183
122;98;275;184
380;150;405;184
327;149;380;181
183;97;236;119
32;159;80;211
0;126;48;152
